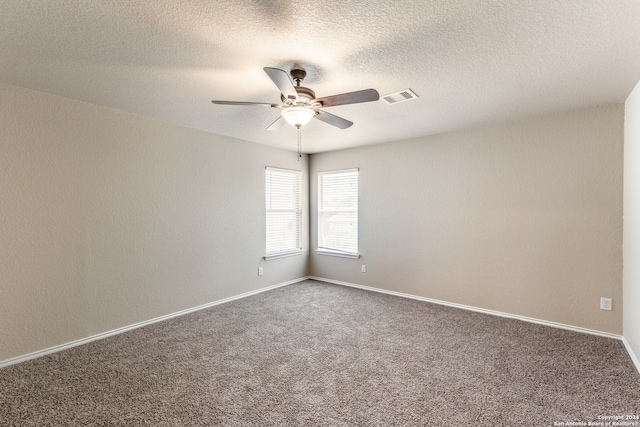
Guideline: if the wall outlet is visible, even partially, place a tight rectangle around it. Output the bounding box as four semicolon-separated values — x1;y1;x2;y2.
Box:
600;297;612;311
361;265;366;273
258;267;263;276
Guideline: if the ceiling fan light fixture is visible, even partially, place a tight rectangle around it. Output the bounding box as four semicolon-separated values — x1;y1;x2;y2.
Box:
213;67;379;132
281;106;315;127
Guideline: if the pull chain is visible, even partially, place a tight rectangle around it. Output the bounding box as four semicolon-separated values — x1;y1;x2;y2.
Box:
297;125;301;161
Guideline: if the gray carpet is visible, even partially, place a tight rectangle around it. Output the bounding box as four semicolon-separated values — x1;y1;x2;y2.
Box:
1;280;639;426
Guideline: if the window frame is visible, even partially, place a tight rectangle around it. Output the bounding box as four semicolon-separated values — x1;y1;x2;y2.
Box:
264;166;304;260
316;168;360;259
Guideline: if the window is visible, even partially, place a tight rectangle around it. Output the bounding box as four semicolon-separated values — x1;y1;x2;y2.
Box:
317;168;359;258
265;167;303;259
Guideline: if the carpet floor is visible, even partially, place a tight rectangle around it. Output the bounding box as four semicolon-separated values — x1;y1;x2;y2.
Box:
1;279;639;426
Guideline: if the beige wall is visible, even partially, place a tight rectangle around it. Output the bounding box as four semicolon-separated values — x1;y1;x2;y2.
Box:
310;105;624;334
0;82;309;363
0;80;627;364
624;81;640;361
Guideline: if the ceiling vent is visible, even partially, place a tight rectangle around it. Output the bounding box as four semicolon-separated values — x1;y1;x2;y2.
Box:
382;89;419;105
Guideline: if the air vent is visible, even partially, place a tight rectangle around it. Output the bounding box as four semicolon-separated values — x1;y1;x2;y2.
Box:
382;89;419;105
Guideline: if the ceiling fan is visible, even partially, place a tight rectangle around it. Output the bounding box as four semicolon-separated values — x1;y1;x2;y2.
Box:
212;67;380;130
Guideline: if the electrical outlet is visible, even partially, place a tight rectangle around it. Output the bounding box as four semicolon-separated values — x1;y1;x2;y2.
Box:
361;265;366;273
600;297;612;311
258;267;263;276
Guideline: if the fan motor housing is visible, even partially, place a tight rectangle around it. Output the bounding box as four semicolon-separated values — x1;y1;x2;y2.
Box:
282;86;316;104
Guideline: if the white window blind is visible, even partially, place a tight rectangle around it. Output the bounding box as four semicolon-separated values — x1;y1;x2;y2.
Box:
318;168;358;257
265;167;302;258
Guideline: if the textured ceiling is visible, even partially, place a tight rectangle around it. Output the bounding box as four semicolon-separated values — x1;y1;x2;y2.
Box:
2;0;640;153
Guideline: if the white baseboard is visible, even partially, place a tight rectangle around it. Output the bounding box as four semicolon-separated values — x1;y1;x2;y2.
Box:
0;277;310;369
310;277;640;374
309;276;624;340
5;276;638;376
622;337;640;375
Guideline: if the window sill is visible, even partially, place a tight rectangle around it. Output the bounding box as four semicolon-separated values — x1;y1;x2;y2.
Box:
315;249;360;259
264;250;304;261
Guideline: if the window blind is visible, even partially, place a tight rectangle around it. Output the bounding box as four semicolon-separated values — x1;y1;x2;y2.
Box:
265;167;302;258
318;168;358;256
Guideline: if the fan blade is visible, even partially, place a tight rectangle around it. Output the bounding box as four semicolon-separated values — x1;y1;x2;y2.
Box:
267;116;286;131
212;100;280;107
315;110;353;129
263;67;299;102
314;88;379;107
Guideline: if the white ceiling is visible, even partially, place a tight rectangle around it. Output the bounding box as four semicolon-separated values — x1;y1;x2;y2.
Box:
2;0;640;153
